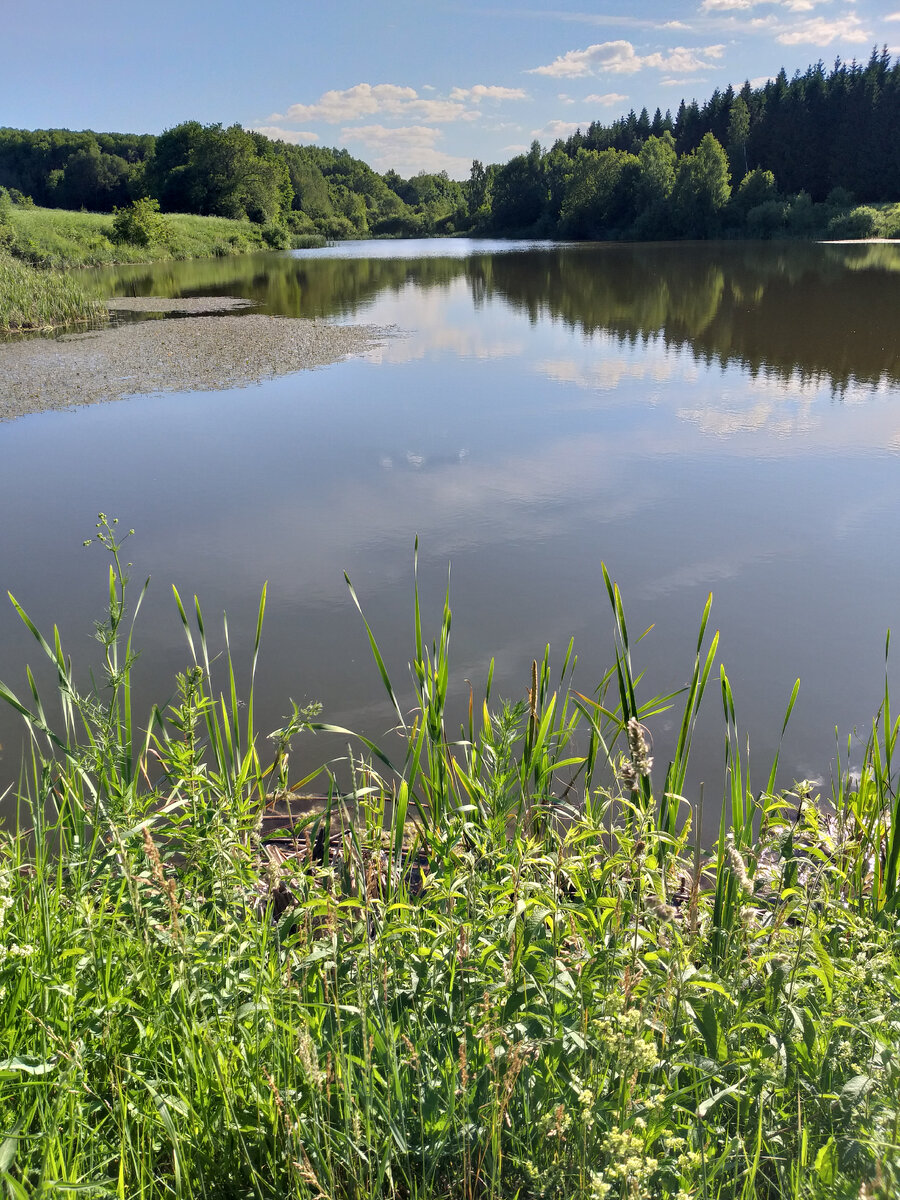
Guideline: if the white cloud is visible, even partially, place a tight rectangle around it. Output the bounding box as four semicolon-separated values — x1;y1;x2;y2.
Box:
662;20;691;30
250;125;318;144
701;0;829;9
584;92;629;106
530;40;644;76
557;92;576;104
448;84;528;102
531;119;592;140
338;124;472;177
529;40;726;78
887;11;900;20
777;14;870;43
272;83;476;125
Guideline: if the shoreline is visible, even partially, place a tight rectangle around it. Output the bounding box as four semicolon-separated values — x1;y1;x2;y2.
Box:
0;305;394;420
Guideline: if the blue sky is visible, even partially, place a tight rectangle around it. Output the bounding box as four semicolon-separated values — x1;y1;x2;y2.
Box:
4;0;898;177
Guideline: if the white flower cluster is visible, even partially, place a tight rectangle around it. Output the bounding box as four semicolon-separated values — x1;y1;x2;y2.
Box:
595;1007;660;1077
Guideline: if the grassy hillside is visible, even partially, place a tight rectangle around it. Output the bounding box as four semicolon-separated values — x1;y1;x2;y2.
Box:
5;203;291;269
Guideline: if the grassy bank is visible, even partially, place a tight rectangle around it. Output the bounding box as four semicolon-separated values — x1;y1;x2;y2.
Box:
0;248;107;332
1;523;899;1198
3;204;301;269
0;200;324;332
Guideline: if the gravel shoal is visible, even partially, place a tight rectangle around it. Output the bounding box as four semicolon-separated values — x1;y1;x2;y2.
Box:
107;296;256;313
0;314;391;420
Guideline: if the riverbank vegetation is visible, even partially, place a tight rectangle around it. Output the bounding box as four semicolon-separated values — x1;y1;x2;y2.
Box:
0;193;323;271
1;521;899;1198
0;248;106;332
3;52;900;246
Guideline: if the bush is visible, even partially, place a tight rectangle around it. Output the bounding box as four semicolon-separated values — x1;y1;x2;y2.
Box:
746;198;788;237
785;190;819;235
316;214;357;241
260;221;291;249
827;206;879;239
111;196;169;246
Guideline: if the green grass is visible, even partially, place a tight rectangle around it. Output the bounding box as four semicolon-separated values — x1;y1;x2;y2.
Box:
5;205;280;269
1;521;899;1198
0;248;107;331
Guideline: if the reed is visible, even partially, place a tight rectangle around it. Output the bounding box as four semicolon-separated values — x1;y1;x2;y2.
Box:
0;249;107;331
0;524;898;1198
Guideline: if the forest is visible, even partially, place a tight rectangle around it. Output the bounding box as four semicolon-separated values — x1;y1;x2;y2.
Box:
2;49;900;242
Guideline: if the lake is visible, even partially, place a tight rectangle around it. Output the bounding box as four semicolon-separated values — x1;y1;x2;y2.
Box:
1;237;899;819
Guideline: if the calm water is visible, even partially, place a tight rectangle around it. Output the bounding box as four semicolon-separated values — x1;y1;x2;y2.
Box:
2;237;900;818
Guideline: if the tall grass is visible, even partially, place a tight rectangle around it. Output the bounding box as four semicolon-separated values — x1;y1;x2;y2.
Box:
0;522;899;1198
0;249;107;332
5;206;287;269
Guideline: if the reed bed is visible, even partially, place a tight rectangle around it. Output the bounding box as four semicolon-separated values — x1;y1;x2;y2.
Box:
0;249;107;332
1;520;899;1199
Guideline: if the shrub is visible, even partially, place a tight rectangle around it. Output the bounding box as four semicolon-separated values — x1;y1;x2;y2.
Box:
746;198;788;237
111;196;169;246
827;206;879;239
260;221;291;249
785;190;819;235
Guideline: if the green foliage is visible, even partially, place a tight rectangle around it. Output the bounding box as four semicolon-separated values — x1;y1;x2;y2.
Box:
672;133;732;237
560;148;640;237
0;531;899;1196
0;248;107;330
827;205;880;239
260;220;291;249
111;195;169;246
0;204;272;268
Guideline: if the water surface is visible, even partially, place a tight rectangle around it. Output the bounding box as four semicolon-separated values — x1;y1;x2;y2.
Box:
2;238;900;819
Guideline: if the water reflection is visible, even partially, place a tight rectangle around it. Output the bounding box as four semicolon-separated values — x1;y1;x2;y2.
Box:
1;238;896;829
89;239;900;392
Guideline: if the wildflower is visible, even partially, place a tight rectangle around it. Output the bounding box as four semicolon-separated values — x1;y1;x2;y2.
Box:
588;1173;611;1199
725;832;753;896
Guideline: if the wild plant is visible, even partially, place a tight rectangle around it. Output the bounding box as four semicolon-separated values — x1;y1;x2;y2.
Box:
0;532;898;1197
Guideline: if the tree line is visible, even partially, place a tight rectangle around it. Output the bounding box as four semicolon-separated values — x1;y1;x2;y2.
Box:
1;49;899;243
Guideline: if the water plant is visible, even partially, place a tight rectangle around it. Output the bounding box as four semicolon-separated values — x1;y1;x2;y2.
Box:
0;522;898;1198
0;248;107;331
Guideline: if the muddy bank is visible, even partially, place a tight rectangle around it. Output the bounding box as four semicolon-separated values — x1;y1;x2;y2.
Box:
0;308;392;420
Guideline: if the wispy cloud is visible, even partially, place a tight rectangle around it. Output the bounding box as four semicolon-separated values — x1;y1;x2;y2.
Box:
700;0;830;10
270;83;476;125
529;40;725;78
338;124;473;177
531;118;593;139
584;92;629;106
777;14;870;43
250;125;318;144
448;84;528;101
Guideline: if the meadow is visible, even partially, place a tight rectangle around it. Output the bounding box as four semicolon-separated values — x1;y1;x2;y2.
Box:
0;520;898;1199
0;199;325;331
